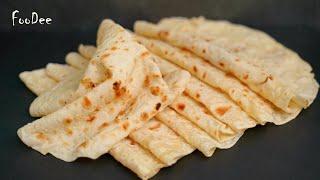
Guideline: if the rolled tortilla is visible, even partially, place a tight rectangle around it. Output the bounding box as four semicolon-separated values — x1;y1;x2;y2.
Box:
78;44;97;60
65;52;89;69
46;63;79;81
134;17;319;112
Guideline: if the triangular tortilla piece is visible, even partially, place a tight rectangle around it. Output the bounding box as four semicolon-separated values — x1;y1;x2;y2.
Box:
29;71;84;117
46;63;79;81
156;108;218;157
135;35;301;125
129;119;194;166
134;18;319;112
109;138;165;180
78;44;97;60
19;69;57;95
65;52;89;69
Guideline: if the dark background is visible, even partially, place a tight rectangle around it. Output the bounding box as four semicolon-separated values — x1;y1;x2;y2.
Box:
0;0;319;180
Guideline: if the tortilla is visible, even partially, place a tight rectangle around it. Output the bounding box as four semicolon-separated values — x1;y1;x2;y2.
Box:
65;52;89;69
110;138;165;180
134;17;319;112
156;108;217;157
78;44;97;60
46;63;79;81
19;69;57;95
129;119;194;165
135;35;301;125
29;71;84;117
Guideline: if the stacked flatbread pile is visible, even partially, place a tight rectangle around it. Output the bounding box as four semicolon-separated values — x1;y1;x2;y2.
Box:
18;17;318;179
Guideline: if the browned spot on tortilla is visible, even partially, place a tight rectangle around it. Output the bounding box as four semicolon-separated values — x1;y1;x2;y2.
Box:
115;118;120;124
193;66;198;72
63;118;72;125
59;99;67;106
164;50;168;55
144;76;150;87
183;91;189;96
219;62;225;67
158;31;169;38
101;53;110;59
176;103;185;111
231;89;235;93
124;48;129;51
196;93;200;98
113;81;126;97
65;128;73;136
111;47;117;51
268;75;273;80
202;72;207;79
79;141;87;148
202;49;206;53
155;103;161;111
86;115;96;122
82;97;92;108
215;106;231;116
119;110;125;116
148;122;161;130
225;72;234;77
141;112;149;121
150;86;160;96
121;121;130;130
81;78;95;89
161;95;167;102
129;139;136;145
35;132;47;141
99;122;109;130
243;74;249;80
235;58;240;62
260;75;273;84
203;108;211;115
140;51;150;58
150;43;154;47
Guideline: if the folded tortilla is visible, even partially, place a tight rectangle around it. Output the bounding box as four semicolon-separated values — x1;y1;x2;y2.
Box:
46;63;79;81
19;69;57;95
78;44;97;60
134;17;319;112
65;52;89;69
135;35;302;125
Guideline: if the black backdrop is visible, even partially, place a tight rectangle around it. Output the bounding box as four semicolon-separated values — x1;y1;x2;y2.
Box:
0;0;320;180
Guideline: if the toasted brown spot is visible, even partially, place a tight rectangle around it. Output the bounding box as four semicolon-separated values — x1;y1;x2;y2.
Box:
235;58;240;62
79;141;88;148
202;49;206;53
243;74;249;80
155;103;161;111
141;112;149;121
99;122;109;130
181;47;189;52
113;81;126;97
65;128;73;136
140;51;150;58
149;122;161;130
183;91;189;96
193;66;198;72
119;110;125;116
150;86;160;96
268;75;273;80
144;76;150;87
161;95;168;102
121;121;130;130
177;103;185;111
129;139;136;145
111;47;117;51
164;50;168;55
225;72;234;77
35;132;47;141
196;93;200;98
63;118;72;125
82;97;92;108
158;31;169;38
101;53;110;59
215;106;231;116
86;115;96;122
219;62;225;67
202;72;207;79
81;78;95;89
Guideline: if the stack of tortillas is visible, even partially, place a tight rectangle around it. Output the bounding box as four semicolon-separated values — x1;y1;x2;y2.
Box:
18;17;319;179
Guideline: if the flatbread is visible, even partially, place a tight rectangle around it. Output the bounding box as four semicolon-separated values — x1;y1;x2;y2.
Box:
78;44;97;60
19;69;57;95
129;119;194;166
134;17;319;112
46;63;79;81
135;35;301;125
65;52;89;69
109;138;165;180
